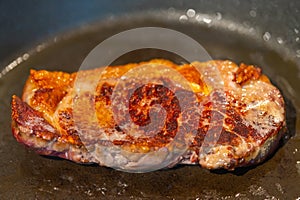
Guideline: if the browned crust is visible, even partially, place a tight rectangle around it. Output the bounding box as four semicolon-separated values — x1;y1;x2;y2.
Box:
12;95;83;148
11;95;91;163
23;70;75;114
233;63;270;85
11;95;58;141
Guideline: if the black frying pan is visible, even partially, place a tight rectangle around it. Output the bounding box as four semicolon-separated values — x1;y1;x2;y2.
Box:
0;0;300;199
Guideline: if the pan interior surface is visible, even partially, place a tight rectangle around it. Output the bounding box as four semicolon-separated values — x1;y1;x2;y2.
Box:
0;12;299;199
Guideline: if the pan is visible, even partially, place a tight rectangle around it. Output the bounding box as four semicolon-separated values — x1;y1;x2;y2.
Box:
0;0;299;199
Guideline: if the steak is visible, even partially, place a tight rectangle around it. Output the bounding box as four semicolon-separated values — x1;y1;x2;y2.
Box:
11;59;286;172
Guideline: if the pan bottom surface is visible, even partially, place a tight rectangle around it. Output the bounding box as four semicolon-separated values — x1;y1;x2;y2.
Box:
0;12;299;199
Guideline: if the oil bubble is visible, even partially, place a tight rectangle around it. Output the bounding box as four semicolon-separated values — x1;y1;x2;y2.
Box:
263;32;271;41
276;37;284;44
203;17;212;24
296;49;300;58
22;53;29;60
179;15;188;22
296;160;300;174
186;9;196;18
215;12;222;20
249;10;257;17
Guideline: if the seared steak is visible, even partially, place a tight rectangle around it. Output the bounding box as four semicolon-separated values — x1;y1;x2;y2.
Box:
11;59;286;171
